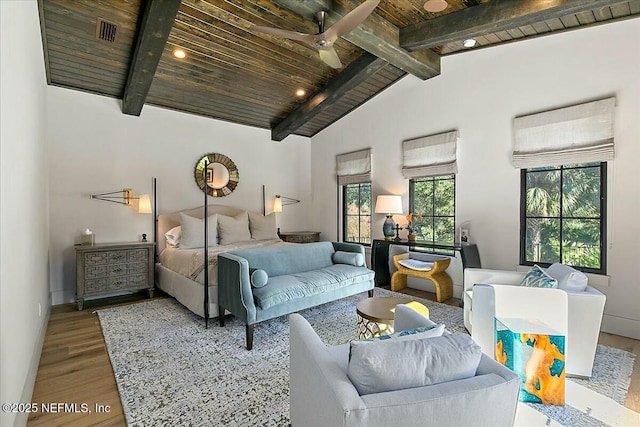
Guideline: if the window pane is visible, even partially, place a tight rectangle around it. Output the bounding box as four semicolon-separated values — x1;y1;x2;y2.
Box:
346;186;359;214
434;179;454;216
525;218;560;264
526;170;560;217
413;180;433;216
562;219;600;269
434;217;455;245
359;216;371;244
345;216;359;243
360;184;371;214
562;167;600;218
417;217;434;242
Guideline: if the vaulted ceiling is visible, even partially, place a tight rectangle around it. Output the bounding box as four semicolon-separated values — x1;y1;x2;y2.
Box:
38;0;639;141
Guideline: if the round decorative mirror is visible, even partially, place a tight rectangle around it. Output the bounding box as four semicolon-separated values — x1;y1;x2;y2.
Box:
194;153;239;197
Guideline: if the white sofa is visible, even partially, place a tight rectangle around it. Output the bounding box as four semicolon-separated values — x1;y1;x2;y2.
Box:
289;305;520;427
463;267;606;378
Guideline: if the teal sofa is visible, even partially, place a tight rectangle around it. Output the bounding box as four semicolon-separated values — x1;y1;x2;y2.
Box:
218;242;375;349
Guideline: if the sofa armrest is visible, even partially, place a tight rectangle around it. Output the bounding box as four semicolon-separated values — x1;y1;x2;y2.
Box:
464;268;526;293
217;253;257;324
332;242;365;256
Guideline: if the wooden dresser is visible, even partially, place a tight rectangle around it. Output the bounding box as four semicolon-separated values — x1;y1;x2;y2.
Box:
75;242;155;310
278;230;321;244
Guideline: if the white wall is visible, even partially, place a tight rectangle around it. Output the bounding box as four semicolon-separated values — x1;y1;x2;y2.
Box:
47;88;311;304
310;19;640;339
0;2;50;426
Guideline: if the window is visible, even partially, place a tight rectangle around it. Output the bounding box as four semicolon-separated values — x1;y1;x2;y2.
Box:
409;175;456;246
520;162;606;274
343;183;371;244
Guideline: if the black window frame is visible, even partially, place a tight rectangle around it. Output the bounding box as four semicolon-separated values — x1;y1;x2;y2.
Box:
342;182;371;245
408;174;456;256
519;162;607;274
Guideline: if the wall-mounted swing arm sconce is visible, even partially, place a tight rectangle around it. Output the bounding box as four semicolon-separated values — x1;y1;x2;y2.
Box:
90;188;152;213
273;194;300;212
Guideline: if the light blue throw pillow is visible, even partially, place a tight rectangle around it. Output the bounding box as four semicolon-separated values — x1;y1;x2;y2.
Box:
519;265;558;288
347;334;482;396
250;269;269;288
332;251;365;267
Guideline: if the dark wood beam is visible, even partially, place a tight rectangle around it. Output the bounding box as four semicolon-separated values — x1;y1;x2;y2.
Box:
272;53;387;141
271;0;440;80
122;0;181;116
400;0;632;51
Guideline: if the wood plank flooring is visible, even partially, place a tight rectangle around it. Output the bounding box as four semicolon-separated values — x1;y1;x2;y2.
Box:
27;288;639;426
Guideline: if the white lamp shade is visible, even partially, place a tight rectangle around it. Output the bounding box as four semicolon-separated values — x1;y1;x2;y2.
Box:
273;196;283;213
374;195;403;214
138;194;152;214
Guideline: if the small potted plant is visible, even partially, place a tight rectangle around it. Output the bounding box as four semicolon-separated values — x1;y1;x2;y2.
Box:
406;212;422;242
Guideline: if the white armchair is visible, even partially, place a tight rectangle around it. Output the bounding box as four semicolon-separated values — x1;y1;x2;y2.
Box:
463;268;606;378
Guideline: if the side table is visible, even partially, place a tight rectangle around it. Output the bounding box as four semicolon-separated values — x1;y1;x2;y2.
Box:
277;230;320;243
355;296;412;338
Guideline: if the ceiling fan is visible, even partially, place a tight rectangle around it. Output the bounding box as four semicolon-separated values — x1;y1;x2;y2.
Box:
250;0;380;69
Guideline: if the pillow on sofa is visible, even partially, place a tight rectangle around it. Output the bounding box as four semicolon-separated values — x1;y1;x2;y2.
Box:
250;269;269;288
218;212;251;245
179;213;218;249
348;333;481;395
165;226;182;247
519;265;558;288
546;263;588;292
248;212;279;240
332;251;365;267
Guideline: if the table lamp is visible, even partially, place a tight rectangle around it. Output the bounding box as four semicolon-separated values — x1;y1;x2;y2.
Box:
374;195;403;241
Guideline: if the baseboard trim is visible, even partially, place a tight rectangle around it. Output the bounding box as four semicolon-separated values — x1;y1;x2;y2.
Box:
601;314;640;340
16;301;50;427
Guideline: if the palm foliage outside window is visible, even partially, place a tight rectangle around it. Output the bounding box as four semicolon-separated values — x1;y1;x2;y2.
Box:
343;183;371;244
409;175;456;248
520;162;606;274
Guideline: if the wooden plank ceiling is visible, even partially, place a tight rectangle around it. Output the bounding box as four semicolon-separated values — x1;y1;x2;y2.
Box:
38;0;640;141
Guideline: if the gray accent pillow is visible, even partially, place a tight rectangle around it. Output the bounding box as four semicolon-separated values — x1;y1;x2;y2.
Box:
218;212;251;245
347;334;481;396
179;213;218;249
332;251;365;267
248;212;279;240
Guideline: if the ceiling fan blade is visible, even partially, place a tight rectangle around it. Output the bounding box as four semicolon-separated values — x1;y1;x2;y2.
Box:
251;25;315;44
319;47;342;69
323;0;380;39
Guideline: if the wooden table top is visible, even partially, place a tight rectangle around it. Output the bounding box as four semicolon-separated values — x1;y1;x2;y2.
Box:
356;296;413;323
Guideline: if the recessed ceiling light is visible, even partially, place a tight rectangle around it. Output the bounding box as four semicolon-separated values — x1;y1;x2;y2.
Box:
173;49;186;59
463;39;477;48
295;89;306;97
424;0;448;13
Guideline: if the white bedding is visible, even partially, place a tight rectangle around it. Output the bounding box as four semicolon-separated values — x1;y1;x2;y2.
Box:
159;239;288;285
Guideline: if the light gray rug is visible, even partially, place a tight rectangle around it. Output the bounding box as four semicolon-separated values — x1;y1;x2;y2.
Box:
97;289;635;427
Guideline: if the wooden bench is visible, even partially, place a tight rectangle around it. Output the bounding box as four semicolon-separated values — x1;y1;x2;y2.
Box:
391;253;453;302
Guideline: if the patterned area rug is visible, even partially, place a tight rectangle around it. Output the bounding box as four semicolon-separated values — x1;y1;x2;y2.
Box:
97;289;636;426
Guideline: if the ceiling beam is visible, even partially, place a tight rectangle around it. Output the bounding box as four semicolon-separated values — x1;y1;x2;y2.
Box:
272;53;388;141
271;0;440;80
400;0;632;51
122;0;181;116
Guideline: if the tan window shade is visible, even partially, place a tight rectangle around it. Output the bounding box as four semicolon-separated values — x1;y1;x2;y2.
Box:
513;97;615;169
402;130;458;179
336;149;371;185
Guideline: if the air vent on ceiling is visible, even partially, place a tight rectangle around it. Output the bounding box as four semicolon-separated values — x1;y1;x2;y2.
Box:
95;18;118;43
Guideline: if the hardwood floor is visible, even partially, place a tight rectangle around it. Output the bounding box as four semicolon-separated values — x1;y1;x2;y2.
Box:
28;288;639;426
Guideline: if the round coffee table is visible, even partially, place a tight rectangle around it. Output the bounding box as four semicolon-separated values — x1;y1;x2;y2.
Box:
356;296;412;338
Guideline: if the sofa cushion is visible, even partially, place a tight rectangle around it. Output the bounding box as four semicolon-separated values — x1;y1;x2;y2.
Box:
546;263;588;292
332;251;365;267
519;265;558;288
347;334;482;396
230;242;336;277
252;265;374;310
250;269;269;288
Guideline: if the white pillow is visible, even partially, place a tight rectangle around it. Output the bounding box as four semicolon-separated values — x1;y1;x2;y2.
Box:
179;213;218;249
218;212;251;245
248;212;279;240
546;263;588;292
165;226;182;247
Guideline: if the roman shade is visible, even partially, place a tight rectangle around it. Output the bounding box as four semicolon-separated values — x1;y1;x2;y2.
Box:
402;130;458;179
512;97;615;169
336;148;371;185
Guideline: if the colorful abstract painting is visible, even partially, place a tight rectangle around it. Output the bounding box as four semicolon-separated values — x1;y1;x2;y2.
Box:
495;318;566;406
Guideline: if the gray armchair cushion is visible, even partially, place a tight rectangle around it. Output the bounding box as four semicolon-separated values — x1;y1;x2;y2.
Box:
347;334;482;395
333;251;365;267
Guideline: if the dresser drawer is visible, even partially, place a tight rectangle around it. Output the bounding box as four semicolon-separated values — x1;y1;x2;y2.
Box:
108;251;128;264
85;278;108;294
108;264;128;277
128;249;148;263
85;265;108;280
84;252;109;266
128;262;147;275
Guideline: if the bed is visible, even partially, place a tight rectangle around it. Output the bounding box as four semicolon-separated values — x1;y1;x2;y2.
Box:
155;205;288;319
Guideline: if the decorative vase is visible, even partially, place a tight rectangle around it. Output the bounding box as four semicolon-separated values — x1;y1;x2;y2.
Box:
407;234;416;242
